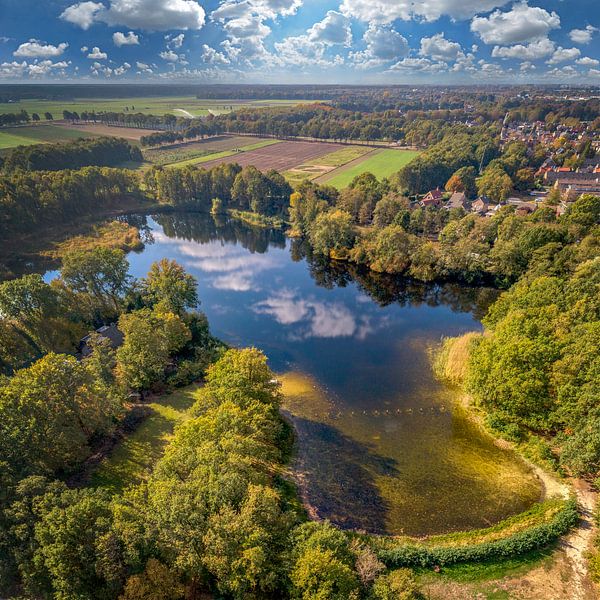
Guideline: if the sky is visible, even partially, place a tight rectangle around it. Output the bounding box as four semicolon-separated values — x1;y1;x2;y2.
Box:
0;0;598;84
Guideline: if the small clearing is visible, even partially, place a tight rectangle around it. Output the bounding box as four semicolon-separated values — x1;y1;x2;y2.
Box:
88;384;201;493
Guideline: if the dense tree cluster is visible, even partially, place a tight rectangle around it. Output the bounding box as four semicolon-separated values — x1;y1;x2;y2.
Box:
144;163;292;217
393;127;499;195
0;167;140;236
291;181;600;288
0;257;223;595
2;137;142;172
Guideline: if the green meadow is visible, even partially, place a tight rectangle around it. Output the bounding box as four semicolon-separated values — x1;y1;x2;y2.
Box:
322;148;421;189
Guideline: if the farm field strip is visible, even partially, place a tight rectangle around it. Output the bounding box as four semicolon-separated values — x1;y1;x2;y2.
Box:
0;123;103;149
283;145;373;185
318;148;421;189
166;138;282;168
195;140;347;172
0;97;321;117
142;135;254;165
52;122;161;141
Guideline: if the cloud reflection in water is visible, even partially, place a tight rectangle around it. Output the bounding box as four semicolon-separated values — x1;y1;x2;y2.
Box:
254;289;379;340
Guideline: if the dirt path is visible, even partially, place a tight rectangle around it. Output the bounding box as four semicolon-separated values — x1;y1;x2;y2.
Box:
423;479;597;599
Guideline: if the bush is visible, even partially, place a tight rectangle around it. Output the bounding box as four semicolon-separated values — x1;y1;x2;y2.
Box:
371;569;419;600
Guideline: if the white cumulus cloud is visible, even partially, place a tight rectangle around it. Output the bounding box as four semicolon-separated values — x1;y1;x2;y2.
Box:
547;46;581;64
569;25;598;45
576;56;599;67
14;40;69;58
61;0;206;31
471;2;560;45
87;46;108;59
420;33;463;62
113;31;140;46
307;11;352;47
201;44;230;65
492;37;555;60
340;0;510;23
351;24;409;68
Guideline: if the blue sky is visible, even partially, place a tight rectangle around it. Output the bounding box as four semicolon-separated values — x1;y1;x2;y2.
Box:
0;0;598;83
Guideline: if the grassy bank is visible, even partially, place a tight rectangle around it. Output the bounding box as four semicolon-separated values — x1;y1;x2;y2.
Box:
371;498;577;568
89;384;201;492
41;220;144;259
228;208;286;228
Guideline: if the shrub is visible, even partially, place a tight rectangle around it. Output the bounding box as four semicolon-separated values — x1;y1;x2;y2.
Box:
371;569;419;600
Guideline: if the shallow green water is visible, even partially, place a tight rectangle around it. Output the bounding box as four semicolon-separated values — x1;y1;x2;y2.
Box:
61;213;543;535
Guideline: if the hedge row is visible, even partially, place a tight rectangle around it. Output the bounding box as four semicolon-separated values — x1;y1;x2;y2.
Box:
378;499;578;568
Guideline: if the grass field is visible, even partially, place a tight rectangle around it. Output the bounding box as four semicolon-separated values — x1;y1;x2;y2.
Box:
320;148;421;189
166;138;282;168
284;145;373;186
0;96;320;118
0;123;102;149
89;385;201;492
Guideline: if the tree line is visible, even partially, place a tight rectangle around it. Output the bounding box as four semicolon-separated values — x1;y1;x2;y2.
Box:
144;163;292;217
0;167;140;236
1;137;142;172
0;110;31;127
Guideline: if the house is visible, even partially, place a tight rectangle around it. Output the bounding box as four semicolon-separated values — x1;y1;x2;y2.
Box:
507;198;537;215
554;177;600;198
471;197;489;214
420;188;443;207
445;191;468;211
79;323;124;358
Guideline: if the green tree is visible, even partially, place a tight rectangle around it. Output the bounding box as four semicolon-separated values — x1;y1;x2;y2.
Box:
202;485;290;598
61;247;130;312
0;353;120;477
371;569;419;600
476;165;513;203
33;488;125;600
308;210;355;259
142;259;198;315
119;559;183;600
116;309;190;390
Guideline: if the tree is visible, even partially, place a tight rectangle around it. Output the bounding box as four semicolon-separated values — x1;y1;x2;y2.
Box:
0;274;57;323
142;259;198;315
202;485;290;598
289;522;360;600
308;210;355;259
446;166;477;198
476;166;513;203
0;353;121;478
119;559;183;600
33;488;125;600
202;347;281;409
116;309;191;390
61;247;130;312
373;195;409;228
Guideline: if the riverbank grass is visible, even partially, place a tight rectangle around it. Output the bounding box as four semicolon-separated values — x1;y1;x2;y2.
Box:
42;220;144;259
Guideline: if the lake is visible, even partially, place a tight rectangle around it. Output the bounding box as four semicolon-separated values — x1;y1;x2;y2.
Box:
70;213;544;535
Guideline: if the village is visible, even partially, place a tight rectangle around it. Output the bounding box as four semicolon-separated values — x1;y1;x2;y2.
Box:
417;115;600;218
